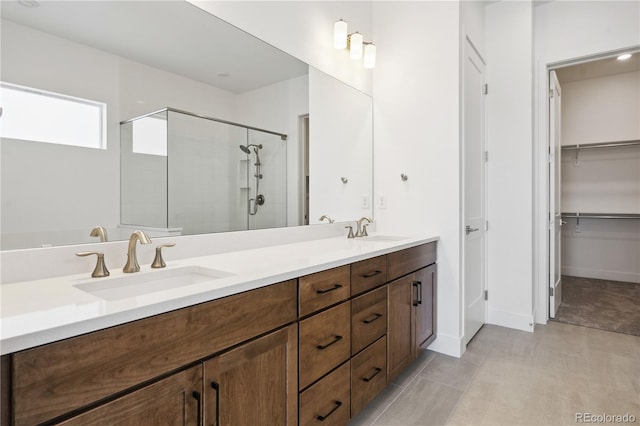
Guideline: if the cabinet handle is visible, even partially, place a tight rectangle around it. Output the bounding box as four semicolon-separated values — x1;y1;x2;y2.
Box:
316;401;343;421
362;367;382;382
362;270;382;278
210;381;220;426
417;280;423;305
316;335;342;350
362;313;383;324
192;391;201;426
412;282;420;307
316;283;343;294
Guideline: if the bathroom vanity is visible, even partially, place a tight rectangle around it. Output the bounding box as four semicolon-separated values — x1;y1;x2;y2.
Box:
0;236;437;425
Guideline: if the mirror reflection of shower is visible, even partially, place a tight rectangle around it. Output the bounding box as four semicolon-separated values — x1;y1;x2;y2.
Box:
239;144;265;215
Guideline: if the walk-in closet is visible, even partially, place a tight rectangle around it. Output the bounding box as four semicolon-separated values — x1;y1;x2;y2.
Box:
552;53;640;336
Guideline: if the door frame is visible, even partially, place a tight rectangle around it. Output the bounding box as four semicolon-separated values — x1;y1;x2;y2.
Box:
461;33;488;345
534;46;640;324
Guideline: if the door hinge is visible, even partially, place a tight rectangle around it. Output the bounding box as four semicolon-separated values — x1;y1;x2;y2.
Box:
483;84;488;95
484;151;489;162
484;220;489;231
549;89;554;99
548;152;554;163
550;287;554;297
484;290;488;301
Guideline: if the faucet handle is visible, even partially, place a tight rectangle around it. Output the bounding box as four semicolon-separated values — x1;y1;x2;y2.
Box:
345;226;355;239
76;251;110;278
151;243;176;268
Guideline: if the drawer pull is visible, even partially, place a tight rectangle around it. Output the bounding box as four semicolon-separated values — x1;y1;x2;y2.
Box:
417;280;423;305
316;401;343;421
362;367;382;382
362;313;383;324
316;283;343;294
362;270;383;278
210;381;220;426
192;391;201;426
316;335;343;350
413;281;420;306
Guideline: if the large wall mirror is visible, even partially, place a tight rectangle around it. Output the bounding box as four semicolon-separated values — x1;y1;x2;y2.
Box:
0;0;373;250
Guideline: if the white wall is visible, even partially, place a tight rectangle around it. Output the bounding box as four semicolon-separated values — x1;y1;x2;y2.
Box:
484;1;535;332
373;1;462;356
560;71;640;283
561;71;640;145
189;1;373;95
0;20;121;249
533;0;640;323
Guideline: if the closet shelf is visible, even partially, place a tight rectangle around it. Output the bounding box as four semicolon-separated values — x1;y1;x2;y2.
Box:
561;212;640;219
561;139;640;151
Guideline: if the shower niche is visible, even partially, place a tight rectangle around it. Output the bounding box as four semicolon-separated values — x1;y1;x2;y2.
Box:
120;108;288;236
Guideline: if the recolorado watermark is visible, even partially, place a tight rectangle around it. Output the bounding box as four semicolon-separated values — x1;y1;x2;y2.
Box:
576;413;637;423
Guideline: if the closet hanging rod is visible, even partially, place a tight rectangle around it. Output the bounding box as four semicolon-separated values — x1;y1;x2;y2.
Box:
561;213;640;219
561;139;640;150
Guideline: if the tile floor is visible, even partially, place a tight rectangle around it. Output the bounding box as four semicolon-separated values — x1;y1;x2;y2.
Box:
349;322;640;426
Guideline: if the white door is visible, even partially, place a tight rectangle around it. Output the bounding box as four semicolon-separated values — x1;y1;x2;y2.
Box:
549;70;562;317
463;38;486;345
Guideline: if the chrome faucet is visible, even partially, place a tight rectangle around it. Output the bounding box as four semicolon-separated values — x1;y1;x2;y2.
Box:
319;215;334;224
123;230;152;273
90;226;108;242
355;216;373;237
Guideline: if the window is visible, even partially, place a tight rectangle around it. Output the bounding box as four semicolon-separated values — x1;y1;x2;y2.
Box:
0;82;106;149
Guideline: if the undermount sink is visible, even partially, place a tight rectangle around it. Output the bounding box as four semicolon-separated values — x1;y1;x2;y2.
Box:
74;266;234;301
360;235;408;242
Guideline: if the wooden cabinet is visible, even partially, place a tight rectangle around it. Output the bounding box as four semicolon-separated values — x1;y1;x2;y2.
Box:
299;302;351;389
387;274;416;380
3;242;438;426
351;336;387;417
351;286;387;355
10;280;296;426
57;366;202;426
387;242;438;381
415;264;437;355
299;265;350;317
204;325;298;426
299;362;351;426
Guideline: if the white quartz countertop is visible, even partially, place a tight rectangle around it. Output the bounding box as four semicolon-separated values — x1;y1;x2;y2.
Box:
0;234;437;355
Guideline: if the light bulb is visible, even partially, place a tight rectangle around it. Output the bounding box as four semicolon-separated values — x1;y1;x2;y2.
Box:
364;43;376;69
349;32;363;60
617;53;632;61
334;20;348;50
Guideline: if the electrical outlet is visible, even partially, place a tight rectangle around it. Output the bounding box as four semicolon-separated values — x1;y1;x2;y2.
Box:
377;195;387;209
361;194;369;209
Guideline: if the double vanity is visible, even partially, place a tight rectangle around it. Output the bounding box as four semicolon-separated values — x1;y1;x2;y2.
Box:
0;234;438;425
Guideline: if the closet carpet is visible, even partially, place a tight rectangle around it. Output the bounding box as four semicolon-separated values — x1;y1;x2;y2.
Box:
554;275;640;336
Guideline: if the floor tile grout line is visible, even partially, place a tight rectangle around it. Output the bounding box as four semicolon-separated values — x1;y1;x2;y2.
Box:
369;354;438;425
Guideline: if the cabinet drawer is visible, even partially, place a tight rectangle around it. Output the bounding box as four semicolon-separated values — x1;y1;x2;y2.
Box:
387;242;436;281
299;362;351;426
11;280;297;426
299;302;351;389
351;286;387;355
299;265;351;317
351;336;387;417
351;255;387;296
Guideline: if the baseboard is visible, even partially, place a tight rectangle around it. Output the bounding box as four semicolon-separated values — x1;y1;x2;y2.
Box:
426;333;464;358
562;266;640;284
488;309;534;332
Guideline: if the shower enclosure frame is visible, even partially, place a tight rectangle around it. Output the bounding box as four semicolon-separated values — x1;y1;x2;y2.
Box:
120;107;287;234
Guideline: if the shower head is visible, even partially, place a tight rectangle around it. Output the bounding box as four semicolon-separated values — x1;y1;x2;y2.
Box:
239;144;263;154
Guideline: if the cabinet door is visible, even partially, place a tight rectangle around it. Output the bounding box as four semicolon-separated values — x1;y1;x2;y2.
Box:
204;324;297;426
58;366;202;426
414;264;437;354
387;274;416;381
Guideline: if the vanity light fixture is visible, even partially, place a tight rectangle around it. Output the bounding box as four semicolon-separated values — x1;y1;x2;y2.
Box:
617;53;632;61
333;19;376;69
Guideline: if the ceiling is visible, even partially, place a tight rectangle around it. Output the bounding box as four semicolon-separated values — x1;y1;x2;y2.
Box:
0;0;308;94
555;53;640;83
